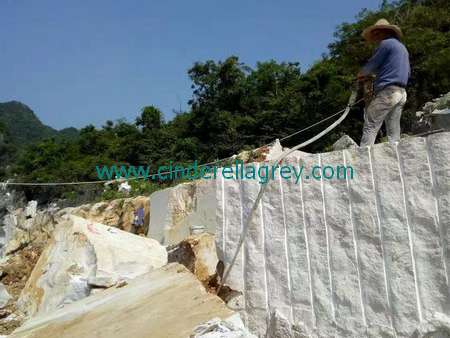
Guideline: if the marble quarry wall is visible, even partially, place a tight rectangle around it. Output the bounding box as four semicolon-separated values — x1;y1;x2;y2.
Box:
148;132;450;337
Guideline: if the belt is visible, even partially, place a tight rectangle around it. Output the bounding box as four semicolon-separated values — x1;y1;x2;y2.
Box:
389;82;407;88
375;82;407;94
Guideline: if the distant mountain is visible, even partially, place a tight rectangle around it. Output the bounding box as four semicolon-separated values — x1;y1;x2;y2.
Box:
0;101;79;146
58;127;80;141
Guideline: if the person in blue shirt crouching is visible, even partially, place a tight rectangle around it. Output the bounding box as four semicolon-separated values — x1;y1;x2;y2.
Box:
358;19;411;146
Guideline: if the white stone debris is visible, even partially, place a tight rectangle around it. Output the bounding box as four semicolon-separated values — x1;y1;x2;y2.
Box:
24;201;37;220
0;202;57;257
17;215;167;318
417;91;450;131
0;191;24;256
0;212;18;256
265;310;302;338
118;181;132;194
0;281;11;308
191;313;257;338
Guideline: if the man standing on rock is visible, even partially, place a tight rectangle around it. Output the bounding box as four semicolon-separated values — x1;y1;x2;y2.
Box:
358;19;410;146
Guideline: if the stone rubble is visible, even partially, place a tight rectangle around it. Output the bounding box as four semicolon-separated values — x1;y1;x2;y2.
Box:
191;313;257;338
266;310;297;338
0;190;245;337
415;91;450;132
23;202;37;220
0;200;58;334
229;139;283;163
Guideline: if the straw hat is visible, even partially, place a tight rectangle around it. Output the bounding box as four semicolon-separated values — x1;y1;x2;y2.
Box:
362;18;403;41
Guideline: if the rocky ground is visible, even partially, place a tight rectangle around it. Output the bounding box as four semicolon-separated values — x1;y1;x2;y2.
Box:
0;243;43;334
0;193;250;337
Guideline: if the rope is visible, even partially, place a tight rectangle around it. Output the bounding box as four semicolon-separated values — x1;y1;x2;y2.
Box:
0;97;363;187
3;180;112;186
279;106;350;141
218;90;358;292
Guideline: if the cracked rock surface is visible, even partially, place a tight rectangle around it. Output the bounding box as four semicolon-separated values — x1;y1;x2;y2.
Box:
17;215;167;318
11;264;234;338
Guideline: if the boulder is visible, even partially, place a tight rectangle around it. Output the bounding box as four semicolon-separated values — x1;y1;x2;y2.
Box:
422;92;450;115
168;233;218;285
0;196;151;333
17;215;167;317
11;264;234;338
230;139;283;163
1;204;55;257
415;92;450;133
332;134;358;150
431;108;450;131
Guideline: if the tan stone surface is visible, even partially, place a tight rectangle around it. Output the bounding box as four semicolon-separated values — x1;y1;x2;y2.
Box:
168;233;218;285
11;264;234;338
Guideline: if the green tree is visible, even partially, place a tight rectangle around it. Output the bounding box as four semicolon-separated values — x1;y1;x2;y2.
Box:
136;106;164;131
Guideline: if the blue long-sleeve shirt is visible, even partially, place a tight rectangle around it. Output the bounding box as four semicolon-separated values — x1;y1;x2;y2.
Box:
362;37;410;93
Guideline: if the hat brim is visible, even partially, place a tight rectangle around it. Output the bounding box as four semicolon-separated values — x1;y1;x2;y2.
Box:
362;24;403;41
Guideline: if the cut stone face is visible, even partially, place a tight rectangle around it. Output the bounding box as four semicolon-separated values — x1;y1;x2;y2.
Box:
139;133;450;337
148;180;217;246
214;133;450;337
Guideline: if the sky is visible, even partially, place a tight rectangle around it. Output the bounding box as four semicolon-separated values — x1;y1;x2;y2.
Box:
0;0;380;130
